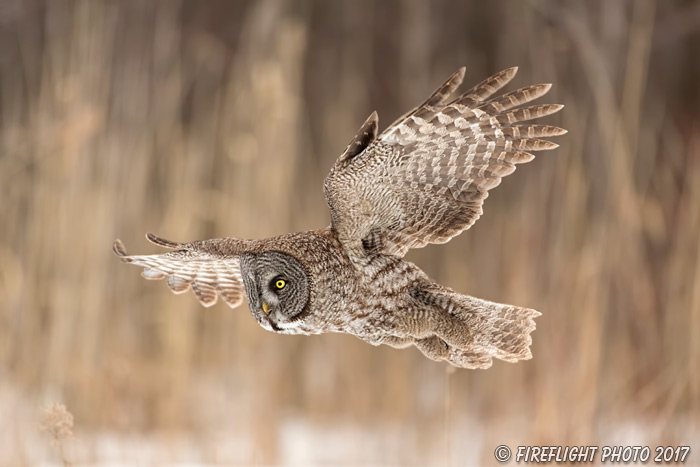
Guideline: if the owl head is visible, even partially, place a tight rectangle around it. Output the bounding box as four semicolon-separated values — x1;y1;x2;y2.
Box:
240;251;310;333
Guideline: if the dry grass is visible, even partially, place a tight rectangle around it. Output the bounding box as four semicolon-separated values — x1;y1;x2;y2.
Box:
39;403;74;466
1;0;699;464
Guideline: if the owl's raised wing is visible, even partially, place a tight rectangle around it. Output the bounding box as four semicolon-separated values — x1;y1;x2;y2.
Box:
113;233;251;308
324;67;565;258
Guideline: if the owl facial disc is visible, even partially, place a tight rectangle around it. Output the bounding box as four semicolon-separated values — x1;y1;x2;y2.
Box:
240;251;310;332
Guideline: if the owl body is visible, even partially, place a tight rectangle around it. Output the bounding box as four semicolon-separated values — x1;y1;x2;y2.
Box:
115;67;565;368
200;228;433;345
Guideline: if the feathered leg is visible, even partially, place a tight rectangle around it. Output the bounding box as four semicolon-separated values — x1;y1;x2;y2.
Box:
410;286;541;369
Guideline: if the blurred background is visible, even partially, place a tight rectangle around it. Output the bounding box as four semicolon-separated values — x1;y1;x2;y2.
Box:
1;0;699;465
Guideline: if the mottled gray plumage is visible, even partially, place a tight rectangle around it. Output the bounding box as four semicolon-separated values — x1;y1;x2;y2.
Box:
114;67;565;369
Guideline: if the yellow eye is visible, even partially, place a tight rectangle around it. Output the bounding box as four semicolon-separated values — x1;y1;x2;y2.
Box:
275;279;286;290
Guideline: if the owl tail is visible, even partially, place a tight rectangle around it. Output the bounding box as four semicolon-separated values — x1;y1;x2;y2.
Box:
432;292;541;369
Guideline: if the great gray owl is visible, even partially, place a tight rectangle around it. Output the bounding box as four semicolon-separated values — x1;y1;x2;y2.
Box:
114;67;565;369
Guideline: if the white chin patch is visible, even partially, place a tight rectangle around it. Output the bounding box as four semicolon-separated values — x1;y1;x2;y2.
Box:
270;312;305;334
258;319;275;332
273;312;300;329
276;320;300;330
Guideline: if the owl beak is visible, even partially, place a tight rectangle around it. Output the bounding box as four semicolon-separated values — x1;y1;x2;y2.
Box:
262;302;270;314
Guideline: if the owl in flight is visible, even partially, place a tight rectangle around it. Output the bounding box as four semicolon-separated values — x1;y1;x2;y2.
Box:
114;67;565;369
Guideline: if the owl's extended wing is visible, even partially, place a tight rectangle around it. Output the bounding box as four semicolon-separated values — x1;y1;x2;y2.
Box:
324;67;565;258
113;233;250;308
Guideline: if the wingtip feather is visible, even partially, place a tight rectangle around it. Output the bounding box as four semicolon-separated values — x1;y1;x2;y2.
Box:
366;110;379;128
502;66;518;79
545;125;568;136
146;233;182;249
549;104;565;114
113;239;128;257
427;67;466;106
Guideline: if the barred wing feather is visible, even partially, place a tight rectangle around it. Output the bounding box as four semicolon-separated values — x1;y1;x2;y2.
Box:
113;234;246;308
324;67;566;258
